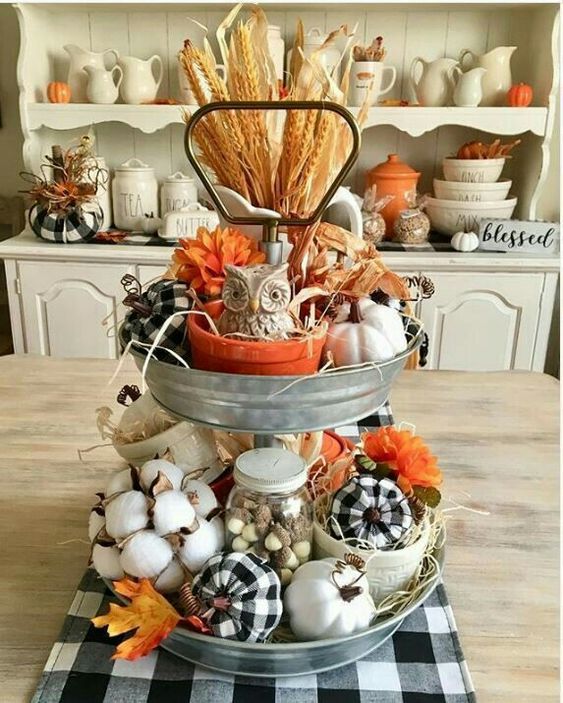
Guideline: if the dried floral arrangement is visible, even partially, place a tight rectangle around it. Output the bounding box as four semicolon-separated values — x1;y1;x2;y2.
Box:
454;138;521;160
179;4;368;218
21;136;106;214
352;36;386;62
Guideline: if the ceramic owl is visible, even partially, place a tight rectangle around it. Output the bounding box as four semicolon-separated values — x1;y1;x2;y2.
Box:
217;264;295;340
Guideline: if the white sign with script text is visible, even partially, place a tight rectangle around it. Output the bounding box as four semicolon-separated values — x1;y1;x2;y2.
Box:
478;218;559;255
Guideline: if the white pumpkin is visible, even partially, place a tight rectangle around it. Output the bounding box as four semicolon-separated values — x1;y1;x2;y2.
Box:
284;557;375;641
451;230;479;252
325;298;407;367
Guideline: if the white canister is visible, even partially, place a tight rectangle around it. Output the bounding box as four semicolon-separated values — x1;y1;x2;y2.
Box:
267;25;285;83
160;172;198;217
112;158;158;231
87;156;112;231
287;27;341;82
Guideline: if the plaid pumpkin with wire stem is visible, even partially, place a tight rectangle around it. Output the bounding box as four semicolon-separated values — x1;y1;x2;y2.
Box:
330;475;413;549
191;552;283;642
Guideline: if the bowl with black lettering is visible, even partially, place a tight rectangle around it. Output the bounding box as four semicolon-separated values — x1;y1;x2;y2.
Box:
425;196;517;236
433;178;512;202
442;158;505;183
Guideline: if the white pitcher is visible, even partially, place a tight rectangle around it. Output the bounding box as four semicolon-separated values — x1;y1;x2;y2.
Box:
64;44;119;103
409;57;458;106
118;55;163;105
451;66;487;107
459;46;516;106
84;65;122;104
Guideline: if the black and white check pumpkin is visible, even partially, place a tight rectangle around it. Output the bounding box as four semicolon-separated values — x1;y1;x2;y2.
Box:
191;552;282;642
29;204;102;243
330;475;413;549
121;279;192;359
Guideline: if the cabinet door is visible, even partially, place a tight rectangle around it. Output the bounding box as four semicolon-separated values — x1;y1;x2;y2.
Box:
18;261;128;358
420;272;544;371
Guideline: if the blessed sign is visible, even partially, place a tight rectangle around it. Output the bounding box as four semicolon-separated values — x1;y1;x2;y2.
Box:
478;218;560;255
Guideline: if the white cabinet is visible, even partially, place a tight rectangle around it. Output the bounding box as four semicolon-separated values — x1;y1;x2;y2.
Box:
16;260;128;358
420;271;556;371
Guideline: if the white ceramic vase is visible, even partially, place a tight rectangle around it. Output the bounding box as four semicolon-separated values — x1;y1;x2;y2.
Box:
451;66;487;107
64;44;119;103
459;46;516;107
313;515;431;604
410;56;458;106
84;65;122;104
118;55;163;104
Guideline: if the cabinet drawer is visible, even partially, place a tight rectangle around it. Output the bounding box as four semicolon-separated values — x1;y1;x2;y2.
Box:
420;272;545;371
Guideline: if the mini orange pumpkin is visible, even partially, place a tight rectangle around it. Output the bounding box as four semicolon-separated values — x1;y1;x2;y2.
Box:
47;82;71;104
507;82;533;107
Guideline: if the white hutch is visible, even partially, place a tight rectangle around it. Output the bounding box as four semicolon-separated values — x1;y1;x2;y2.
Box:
0;2;559;372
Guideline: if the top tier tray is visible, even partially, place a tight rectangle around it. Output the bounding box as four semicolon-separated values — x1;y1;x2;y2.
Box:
128;322;422;435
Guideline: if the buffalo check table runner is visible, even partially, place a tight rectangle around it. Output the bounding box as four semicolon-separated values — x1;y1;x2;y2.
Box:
31;415;476;703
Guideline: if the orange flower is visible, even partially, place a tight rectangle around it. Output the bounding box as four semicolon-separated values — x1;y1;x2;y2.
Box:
168;225;266;297
362;426;442;493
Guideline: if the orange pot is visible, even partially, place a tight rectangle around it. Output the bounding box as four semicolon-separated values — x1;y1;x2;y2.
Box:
187;302;326;376
365;154;420;239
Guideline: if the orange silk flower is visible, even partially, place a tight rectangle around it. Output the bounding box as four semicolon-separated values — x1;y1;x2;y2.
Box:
362;426;442;494
168;225;266;297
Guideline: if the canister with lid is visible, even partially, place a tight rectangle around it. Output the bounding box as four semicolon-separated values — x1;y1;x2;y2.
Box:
160;171;198;217
225;448;313;585
286;27;341;82
112;158;158;231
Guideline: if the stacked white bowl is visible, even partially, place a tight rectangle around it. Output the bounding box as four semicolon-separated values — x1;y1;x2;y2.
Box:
426;157;517;236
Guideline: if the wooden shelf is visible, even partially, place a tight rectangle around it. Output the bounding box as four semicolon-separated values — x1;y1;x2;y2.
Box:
26;103;548;137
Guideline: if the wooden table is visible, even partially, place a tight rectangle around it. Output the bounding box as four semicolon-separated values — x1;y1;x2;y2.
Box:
0;356;558;702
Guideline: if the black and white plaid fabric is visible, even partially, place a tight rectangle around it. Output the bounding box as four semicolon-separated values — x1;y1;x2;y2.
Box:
121;280;192;359
192;552;282;642
30;204;102;243
330;475;413;548
31;568;475;703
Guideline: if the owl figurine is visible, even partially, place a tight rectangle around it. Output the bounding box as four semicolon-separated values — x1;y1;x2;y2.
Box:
217;264;295;340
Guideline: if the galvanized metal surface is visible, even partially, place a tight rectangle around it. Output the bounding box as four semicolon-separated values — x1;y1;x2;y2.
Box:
161;542;444;677
128;322;423;435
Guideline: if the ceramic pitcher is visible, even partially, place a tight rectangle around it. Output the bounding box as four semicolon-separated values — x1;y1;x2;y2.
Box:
84;65;122;104
459;46;516;106
409;57;458;106
118;55;163;105
349;61;397;107
451;66;487;107
64;44;119;103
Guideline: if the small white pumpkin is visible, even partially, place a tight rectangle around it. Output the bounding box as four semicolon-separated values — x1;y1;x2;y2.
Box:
284;557;375;641
451;230;479;252
325;298;407;367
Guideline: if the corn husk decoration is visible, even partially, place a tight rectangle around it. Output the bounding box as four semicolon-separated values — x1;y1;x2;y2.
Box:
179;5;369;219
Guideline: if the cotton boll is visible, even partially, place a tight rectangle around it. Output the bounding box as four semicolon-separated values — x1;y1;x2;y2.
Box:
120;531;173;578
92;544;125;580
153;557;185;594
105;491;149;540
140;459;184;492
88;511;106;542
182;479;218;518
152;491;196;536
177;519;223;574
105;468;133;497
209;515;225;551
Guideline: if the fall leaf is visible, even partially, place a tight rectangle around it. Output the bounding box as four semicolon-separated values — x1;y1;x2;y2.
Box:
92;578;182;661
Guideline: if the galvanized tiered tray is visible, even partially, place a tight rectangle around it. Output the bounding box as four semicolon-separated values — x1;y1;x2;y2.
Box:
127;324;422;435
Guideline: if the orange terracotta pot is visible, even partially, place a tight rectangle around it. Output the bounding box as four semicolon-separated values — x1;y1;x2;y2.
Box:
365;154;420;239
187;302;326;376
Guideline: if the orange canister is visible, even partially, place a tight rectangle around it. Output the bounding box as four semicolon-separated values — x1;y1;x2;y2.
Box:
365;154;420;238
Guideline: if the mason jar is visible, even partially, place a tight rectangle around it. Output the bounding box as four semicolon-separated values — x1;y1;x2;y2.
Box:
225;448;313;586
160;171;198;217
112;158;158;230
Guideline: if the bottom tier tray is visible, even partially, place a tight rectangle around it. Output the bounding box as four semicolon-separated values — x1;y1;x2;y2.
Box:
106;539;444;678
